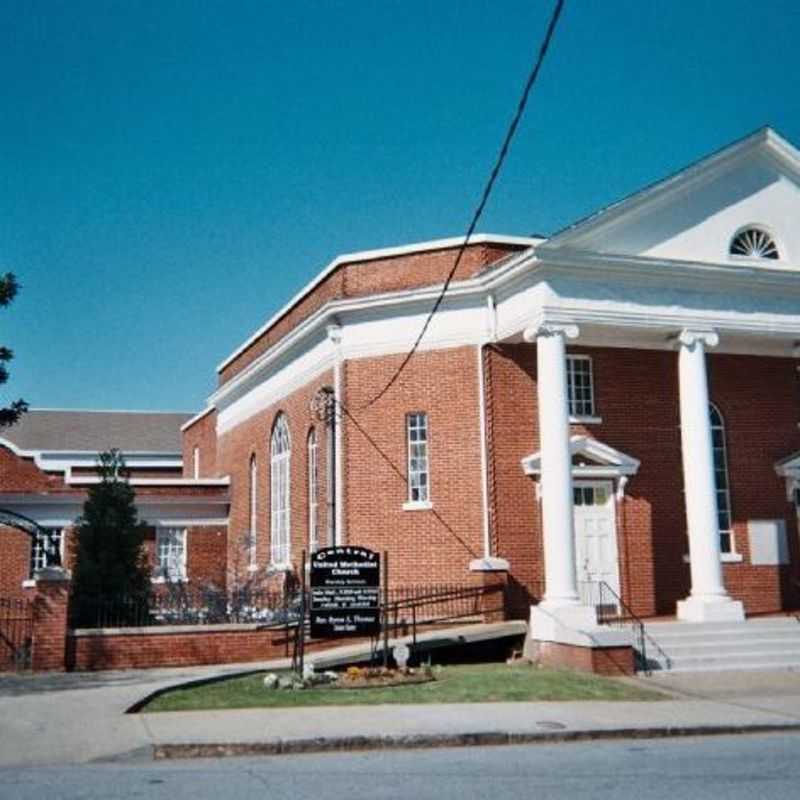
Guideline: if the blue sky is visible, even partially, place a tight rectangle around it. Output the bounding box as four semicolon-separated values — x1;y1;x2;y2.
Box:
3;0;799;412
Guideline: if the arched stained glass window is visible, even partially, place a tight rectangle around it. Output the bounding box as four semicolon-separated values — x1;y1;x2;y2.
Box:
249;454;257;567
270;414;291;564
710;404;734;554
308;428;319;554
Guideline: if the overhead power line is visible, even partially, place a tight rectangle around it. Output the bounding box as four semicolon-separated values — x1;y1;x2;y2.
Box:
364;0;566;408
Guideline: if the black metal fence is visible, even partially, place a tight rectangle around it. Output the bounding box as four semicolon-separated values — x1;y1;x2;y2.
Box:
0;596;33;672
69;581;523;633
70;585;303;629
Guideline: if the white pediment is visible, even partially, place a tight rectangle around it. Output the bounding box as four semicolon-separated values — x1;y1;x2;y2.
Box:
521;436;640;478
543;128;800;269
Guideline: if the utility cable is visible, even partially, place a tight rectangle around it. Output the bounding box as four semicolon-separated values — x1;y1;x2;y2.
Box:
364;0;566;408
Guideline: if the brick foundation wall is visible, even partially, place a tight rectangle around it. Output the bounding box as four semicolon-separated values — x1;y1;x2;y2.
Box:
69;625;295;671
535;640;635;676
68;624;391;672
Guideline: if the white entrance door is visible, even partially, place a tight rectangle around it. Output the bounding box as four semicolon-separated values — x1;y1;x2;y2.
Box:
573;481;621;609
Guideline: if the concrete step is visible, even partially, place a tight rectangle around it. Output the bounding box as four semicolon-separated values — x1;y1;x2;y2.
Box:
654;650;800;674
638;618;800;673
657;638;800;658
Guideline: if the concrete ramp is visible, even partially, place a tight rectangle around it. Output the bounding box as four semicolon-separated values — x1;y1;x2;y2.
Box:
310;621;528;670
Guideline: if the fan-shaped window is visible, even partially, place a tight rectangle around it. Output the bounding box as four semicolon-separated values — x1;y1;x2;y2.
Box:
729;228;779;260
270;414;291;564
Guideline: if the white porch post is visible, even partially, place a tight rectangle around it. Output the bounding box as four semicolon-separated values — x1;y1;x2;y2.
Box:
675;328;744;622
524;321;598;637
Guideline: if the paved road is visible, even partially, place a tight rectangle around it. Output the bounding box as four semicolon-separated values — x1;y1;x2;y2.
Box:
1;732;798;800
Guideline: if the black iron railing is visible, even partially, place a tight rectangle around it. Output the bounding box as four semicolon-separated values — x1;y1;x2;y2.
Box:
390;583;504;641
579;580;671;674
70;585;303;629
0;596;32;672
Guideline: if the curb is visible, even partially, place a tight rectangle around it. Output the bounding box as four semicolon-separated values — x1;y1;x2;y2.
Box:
153;722;800;760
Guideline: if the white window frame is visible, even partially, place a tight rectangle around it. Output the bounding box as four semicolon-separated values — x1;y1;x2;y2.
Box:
710;403;736;556
192;446;200;479
248;454;258;569
30;527;64;576
308;428;319;553
404;412;431;510
270;414;291;566
566;354;598;421
154;527;187;582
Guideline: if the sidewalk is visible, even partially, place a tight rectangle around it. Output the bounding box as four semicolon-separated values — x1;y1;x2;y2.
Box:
2;663;800;767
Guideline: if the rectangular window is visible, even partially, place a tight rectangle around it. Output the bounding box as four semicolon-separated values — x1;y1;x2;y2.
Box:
566;355;595;418
30;527;63;576
155;527;187;582
407;413;429;504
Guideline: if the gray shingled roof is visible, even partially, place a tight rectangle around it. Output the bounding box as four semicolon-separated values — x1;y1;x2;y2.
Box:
0;409;192;453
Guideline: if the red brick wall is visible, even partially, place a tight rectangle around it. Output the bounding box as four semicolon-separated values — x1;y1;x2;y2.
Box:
69;625;294;671
0;525;32;598
342;346;485;586
487;343;800;618
708;354;800;613
69;624;380;671
219;243;525;385
182;409;218;478
0;445;73;494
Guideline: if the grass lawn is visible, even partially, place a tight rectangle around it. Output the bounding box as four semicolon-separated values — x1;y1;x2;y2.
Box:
143;663;663;712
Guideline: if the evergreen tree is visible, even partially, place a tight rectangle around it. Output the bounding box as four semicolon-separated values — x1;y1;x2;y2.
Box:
0;272;28;427
71;450;151;625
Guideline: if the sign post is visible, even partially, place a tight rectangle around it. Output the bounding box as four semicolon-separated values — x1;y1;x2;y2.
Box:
310;546;380;639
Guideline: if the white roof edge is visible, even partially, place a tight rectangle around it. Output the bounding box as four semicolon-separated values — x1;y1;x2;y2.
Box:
66;477;231;487
25;407;194;415
545;126;800;249
215;233;539;374
181;406;216;432
0;438;182;459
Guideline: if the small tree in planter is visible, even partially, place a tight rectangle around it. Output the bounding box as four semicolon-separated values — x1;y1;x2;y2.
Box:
70;449;151;627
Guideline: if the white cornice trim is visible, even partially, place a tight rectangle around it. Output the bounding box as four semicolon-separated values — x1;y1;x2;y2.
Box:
181;406;216;432
536;248;800;290
0;438;184;480
210;250;537;410
65;477;230;487
207;240;800;422
215;234;540;373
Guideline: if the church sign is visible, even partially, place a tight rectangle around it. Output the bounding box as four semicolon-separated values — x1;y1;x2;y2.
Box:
309;546;380;638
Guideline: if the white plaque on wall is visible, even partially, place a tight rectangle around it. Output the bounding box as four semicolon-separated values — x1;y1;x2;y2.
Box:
747;519;789;566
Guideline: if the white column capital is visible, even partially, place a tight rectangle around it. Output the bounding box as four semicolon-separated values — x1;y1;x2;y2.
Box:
676;327;719;349
523;321;580;343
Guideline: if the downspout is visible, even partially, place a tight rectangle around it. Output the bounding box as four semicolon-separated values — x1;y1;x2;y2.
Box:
477;294;498;560
327;323;345;545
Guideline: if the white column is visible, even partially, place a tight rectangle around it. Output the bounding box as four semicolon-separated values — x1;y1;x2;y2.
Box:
675;328;744;623
524;321;598;638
